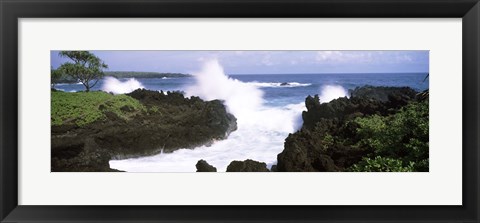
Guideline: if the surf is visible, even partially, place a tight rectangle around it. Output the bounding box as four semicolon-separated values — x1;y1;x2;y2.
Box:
109;60;350;172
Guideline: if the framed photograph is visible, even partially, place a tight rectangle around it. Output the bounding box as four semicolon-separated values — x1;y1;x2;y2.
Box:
1;0;479;222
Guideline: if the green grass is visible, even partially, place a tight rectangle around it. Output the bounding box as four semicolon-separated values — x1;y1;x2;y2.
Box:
51;91;146;126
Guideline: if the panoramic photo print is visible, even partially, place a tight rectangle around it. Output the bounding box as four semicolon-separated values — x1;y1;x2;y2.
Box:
51;50;429;172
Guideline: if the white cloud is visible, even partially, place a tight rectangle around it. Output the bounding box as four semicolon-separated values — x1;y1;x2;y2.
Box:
58;50;427;75
261;54;275;66
394;54;413;63
315;51;343;62
315;51;377;64
314;51;418;65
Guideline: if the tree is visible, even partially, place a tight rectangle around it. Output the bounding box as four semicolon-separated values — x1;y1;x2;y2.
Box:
51;66;63;88
417;73;429;101
58;51;108;92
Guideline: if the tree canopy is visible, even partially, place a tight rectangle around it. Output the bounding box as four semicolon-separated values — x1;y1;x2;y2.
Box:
58;51;108;92
51;66;63;88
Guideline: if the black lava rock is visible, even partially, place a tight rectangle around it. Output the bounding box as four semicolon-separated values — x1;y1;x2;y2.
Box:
196;160;217;172
277;86;419;172
51;89;237;172
226;159;270;172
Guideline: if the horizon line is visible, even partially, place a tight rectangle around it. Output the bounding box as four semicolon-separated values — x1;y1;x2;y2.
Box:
229;72;429;75
105;70;429;75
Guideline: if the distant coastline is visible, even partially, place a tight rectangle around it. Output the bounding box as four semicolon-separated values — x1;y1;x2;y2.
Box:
57;71;191;83
105;71;191;78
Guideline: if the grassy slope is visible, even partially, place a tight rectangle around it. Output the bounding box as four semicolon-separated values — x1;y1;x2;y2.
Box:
51;91;146;127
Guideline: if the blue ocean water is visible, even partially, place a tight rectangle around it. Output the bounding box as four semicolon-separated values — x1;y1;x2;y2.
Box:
56;73;429;107
232;73;428;106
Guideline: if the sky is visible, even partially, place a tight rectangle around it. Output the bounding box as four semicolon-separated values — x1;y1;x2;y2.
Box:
51;50;429;74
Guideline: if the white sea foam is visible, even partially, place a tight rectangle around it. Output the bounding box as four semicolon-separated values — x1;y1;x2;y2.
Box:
185;60;265;125
56;88;78;93
56;82;83;86
101;76;144;94
318;85;349;103
247;82;312;88
109;60;306;172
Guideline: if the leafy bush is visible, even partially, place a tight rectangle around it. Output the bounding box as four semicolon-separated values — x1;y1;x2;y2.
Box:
349;156;415;172
322;133;335;151
350;101;429;171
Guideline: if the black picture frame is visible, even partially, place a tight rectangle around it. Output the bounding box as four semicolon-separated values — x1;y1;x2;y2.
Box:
1;0;479;222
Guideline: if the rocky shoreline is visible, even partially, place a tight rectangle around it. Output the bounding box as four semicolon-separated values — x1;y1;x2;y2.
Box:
276;86;428;172
194;86;428;172
195;159;270;172
52;86;428;172
51;89;237;172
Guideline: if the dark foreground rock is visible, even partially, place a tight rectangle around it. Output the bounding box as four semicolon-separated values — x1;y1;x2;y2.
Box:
51;89;237;172
196;160;217;172
270;165;278;172
226;159;270;172
302;86;417;130
51;138;123;172
349;86;417;102
277;86;426;172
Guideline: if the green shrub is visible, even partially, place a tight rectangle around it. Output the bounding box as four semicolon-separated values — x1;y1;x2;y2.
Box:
149;105;160;114
322;133;335;151
355;114;389;152
351;101;429;171
349;156;415;172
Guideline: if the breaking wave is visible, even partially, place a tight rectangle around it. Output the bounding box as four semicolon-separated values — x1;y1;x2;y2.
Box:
101;77;144;94
318;85;349;103
109;60;306;172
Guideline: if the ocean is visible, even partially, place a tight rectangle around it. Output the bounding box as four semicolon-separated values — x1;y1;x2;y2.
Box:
55;63;428;172
56;73;428;107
